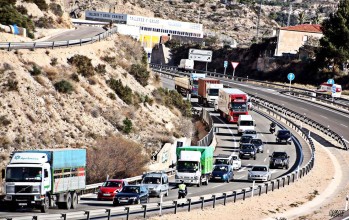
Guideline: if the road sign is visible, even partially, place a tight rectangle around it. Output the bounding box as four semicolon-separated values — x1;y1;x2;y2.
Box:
332;85;336;93
224;61;228;68
147;52;151;58
327;79;335;84
287;73;295;81
231;62;239;69
188;49;212;62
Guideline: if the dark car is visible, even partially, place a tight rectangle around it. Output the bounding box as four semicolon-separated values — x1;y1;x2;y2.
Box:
211;165;234;183
276;129;292;144
97;179;128;200
239;135;253;146
251;139;264;153
239;143;256;160
269;152;290;169
113;185;149;206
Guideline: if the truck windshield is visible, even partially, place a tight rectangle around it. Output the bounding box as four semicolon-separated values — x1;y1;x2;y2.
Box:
240;121;254;126
6;167;42;182
231;103;247;112
208;89;219;96
177;161;199;173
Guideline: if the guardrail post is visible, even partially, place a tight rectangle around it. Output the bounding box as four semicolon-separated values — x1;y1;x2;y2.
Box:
67;40;69;47
292;173;295;182
8;42;11;51
277;179;280;189
212;195;216;208
105;209;111;220
282;177;285;187
258;185;262;195
271;181;275;191
265;183;268;194
200;196;204;210
173;201;178;214
223;193;227;205
33;42;36;50
32;216;38;220
242;189;246;200
233;191;237;203
99;35;101;42
287;175;290;185
52;41;55;49
84;211;90;220
80;39;82;46
124;207;130;220
187;198;192;212
142;205;147;218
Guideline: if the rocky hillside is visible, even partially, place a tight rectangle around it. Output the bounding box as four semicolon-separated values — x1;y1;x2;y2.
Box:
0;33;193;174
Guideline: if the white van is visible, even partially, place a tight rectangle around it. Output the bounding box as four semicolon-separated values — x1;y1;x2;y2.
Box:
237;115;256;135
178;59;194;71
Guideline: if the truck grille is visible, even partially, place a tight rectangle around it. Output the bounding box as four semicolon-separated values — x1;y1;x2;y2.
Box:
15;195;34;201
15;185;33;193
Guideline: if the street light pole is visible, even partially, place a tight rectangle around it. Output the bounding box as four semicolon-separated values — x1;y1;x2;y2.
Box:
256;0;263;43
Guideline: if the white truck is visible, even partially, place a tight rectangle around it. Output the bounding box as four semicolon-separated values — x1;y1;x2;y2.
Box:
178;59;194;71
237;115;256;135
2;149;86;212
175;146;214;187
198;78;224;107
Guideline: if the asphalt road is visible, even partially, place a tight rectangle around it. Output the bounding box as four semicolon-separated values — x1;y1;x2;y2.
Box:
44;26;106;41
0;77;300;219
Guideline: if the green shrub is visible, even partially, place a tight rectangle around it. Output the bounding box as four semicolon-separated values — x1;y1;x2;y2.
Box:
35;17;54;28
16;5;27;14
54;80;73;94
29;65;42;76
67;55;95;77
122;117;132;134
50;58;58;66
49;3;63;17
107;92;116;100
94;64;106;74
0;115;11;126
71;73;79;82
0;4;35;34
106;78;133;104
6;79;18;91
129;64;150;86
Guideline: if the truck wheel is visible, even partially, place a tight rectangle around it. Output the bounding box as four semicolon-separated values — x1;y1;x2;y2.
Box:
71;192;78;209
40;195;49;213
197;178;201;187
64;193;72;210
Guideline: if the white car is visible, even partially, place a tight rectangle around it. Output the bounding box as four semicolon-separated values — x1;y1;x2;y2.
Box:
231;154;241;170
248;165;271;182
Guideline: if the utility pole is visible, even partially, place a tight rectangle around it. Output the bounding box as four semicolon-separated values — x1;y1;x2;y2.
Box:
256;0;263;43
287;4;292;26
198;8;201;24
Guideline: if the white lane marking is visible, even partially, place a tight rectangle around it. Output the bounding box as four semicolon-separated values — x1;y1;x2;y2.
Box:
267;149;269;154
298;107;308;111
211;184;225;189
319;115;328;119
264;158;267;162
270;170;279;174
238;168;246;172
344;139;349;143
340;124;348;128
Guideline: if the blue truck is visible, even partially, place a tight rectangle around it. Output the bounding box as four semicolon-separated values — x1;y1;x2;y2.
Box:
2;149;86;212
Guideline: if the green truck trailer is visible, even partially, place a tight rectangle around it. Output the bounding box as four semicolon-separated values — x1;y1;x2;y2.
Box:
175;146;214;187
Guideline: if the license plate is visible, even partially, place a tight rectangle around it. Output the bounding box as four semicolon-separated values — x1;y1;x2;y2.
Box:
215;177;221;179
119;199;128;202
103;193;111;196
18;203;27;206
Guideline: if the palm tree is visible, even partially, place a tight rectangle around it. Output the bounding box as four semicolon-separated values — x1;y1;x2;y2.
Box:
297;11;307;24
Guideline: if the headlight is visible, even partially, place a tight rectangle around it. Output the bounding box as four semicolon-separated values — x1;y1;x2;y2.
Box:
113;189;119;193
6;185;14;194
32;185;40;193
130;197;137;200
239;151;243;153
251;152;255;154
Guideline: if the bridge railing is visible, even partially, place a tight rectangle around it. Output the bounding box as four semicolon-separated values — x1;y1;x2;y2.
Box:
0;28;118;51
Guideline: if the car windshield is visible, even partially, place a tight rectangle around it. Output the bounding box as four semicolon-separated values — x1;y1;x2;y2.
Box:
6;167;42;182
213;166;228;172
208;89;219;96
102;181;121;187
241;136;252;143
142;177;161;184
240;121;254;126
278;130;290;135
242;145;254;150
215;158;229;165
122;186;140;193
231;102;247;112
252;166;267;172
245;130;256;134
251;139;262;145
273;152;287;158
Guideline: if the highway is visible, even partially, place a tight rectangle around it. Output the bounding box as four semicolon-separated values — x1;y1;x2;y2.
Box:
41;26;106;42
0;77;303;219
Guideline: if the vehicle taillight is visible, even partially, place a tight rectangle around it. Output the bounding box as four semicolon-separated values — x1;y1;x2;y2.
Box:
336;88;342;92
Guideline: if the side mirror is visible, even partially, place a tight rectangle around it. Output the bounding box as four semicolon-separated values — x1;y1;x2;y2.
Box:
1;169;5;179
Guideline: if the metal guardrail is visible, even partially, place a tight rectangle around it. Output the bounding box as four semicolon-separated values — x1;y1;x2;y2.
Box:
150;63;349;106
7;95;314;220
197;108;214;146
0;28;118;51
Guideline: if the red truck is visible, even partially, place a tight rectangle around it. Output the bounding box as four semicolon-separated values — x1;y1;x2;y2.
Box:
214;88;249;123
198;78;224;107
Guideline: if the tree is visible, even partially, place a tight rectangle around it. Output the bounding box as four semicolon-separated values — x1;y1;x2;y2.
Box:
297;11;307;25
316;0;349;72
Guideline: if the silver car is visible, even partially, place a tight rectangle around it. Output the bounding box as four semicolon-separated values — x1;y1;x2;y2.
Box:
141;172;169;197
251;139;264;153
247;165;271;182
242;130;258;139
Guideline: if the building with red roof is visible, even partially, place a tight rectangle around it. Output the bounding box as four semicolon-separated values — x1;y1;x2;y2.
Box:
274;24;323;56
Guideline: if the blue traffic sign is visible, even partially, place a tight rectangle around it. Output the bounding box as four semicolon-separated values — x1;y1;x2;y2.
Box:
327;79;335;84
147;53;151;58
287;73;295;81
332;85;336;93
224;61;228;68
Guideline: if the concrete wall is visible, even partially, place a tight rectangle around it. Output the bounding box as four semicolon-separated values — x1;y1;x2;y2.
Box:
275;29;322;56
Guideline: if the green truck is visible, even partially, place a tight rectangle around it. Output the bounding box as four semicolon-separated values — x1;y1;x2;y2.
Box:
175;146;214;187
